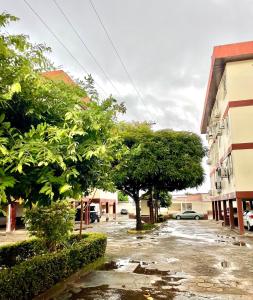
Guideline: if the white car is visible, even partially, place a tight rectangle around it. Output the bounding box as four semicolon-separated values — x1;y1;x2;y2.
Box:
243;210;253;231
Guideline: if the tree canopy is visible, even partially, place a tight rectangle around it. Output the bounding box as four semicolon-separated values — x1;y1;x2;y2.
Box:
0;13;124;208
113;122;205;229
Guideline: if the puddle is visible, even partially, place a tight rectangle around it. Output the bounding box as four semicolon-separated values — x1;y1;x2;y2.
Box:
99;261;119;270
167;258;179;263
129;259;149;265
134;264;169;276
162;275;185;282
232;241;246;246
221;260;229;268
59;285;176;300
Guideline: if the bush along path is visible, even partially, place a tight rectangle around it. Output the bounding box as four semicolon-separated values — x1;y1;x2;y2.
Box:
0;233;107;300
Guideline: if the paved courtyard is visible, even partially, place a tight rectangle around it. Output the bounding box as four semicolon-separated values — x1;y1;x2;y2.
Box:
36;218;253;300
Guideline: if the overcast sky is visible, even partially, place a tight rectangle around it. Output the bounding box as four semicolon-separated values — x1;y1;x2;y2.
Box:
1;0;253;193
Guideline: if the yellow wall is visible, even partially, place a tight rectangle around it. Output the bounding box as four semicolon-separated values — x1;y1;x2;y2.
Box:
207;59;253;197
226;59;253;101
230;106;253;143
192;202;212;214
140;199;150;215
233;150;253;191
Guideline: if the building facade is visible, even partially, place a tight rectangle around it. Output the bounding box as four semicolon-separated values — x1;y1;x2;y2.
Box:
201;41;253;234
168;193;212;216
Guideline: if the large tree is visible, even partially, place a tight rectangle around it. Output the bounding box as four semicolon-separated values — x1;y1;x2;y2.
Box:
0;13;124;218
113;122;205;230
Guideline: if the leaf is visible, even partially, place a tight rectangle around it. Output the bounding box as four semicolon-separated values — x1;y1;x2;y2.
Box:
0;146;8;155
2;82;21;100
59;184;72;194
18;151;24;159
17;164;22;173
0;113;5;123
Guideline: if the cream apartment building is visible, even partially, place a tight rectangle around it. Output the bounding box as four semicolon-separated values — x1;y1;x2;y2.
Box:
201;41;253;234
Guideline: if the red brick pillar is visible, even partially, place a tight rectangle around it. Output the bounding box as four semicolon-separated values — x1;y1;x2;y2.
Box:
214;201;218;221
236;198;245;235
212;202;215;220
113;202;116;220
229;199;235;229
6;203;16;232
250;200;253;210
218;201;222;220
106;202;109;221
223;200;229;226
11;203;16;231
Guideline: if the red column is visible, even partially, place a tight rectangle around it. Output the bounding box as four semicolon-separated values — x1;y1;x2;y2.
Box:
236;198;245;235
223;200;229;226
218;201;222;220
212;202;215;220
106;202;109;221
11;203;16;231
250;200;253;210
229;199;235;229
113;202;116;220
214;201;218;221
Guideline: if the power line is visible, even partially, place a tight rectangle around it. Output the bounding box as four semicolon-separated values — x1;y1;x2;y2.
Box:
89;0;146;107
23;0;107;97
52;0;122;98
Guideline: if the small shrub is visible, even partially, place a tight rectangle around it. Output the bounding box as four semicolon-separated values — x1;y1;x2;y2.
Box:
142;223;158;230
0;233;107;300
24;201;75;251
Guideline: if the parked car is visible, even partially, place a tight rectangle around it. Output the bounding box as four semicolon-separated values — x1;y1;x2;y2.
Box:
173;211;203;220
243;210;253;231
75;207;100;223
120;208;128;215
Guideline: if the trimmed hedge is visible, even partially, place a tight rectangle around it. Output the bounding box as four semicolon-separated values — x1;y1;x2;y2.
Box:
0;233;107;300
0;239;45;268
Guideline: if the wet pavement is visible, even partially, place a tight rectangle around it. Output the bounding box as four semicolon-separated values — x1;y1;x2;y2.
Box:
45;218;253;300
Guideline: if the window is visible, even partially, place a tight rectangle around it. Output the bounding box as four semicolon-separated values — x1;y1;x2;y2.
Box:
182;203;192;211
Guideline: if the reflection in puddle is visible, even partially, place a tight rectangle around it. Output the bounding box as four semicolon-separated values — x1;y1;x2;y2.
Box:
232;241;246;246
61;285;176;300
134;264;169;276
221;260;229;268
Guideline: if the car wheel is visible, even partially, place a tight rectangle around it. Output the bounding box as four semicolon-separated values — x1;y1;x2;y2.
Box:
195;215;200;220
247;222;252;231
176;215;181;220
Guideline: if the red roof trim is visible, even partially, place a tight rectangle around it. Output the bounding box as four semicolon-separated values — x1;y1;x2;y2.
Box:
200;41;253;134
41;70;75;85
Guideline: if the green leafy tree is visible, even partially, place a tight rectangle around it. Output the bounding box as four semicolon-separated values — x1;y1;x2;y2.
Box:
112;122;205;230
0;13;124;213
118;191;128;202
155;191;172;208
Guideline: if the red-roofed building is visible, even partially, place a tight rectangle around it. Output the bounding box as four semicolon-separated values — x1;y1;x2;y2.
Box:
201;41;253;234
42;70;75;85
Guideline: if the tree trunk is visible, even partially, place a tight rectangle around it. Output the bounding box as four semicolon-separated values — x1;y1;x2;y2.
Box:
79;198;84;236
149;187;155;224
154;199;158;223
134;195;142;230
